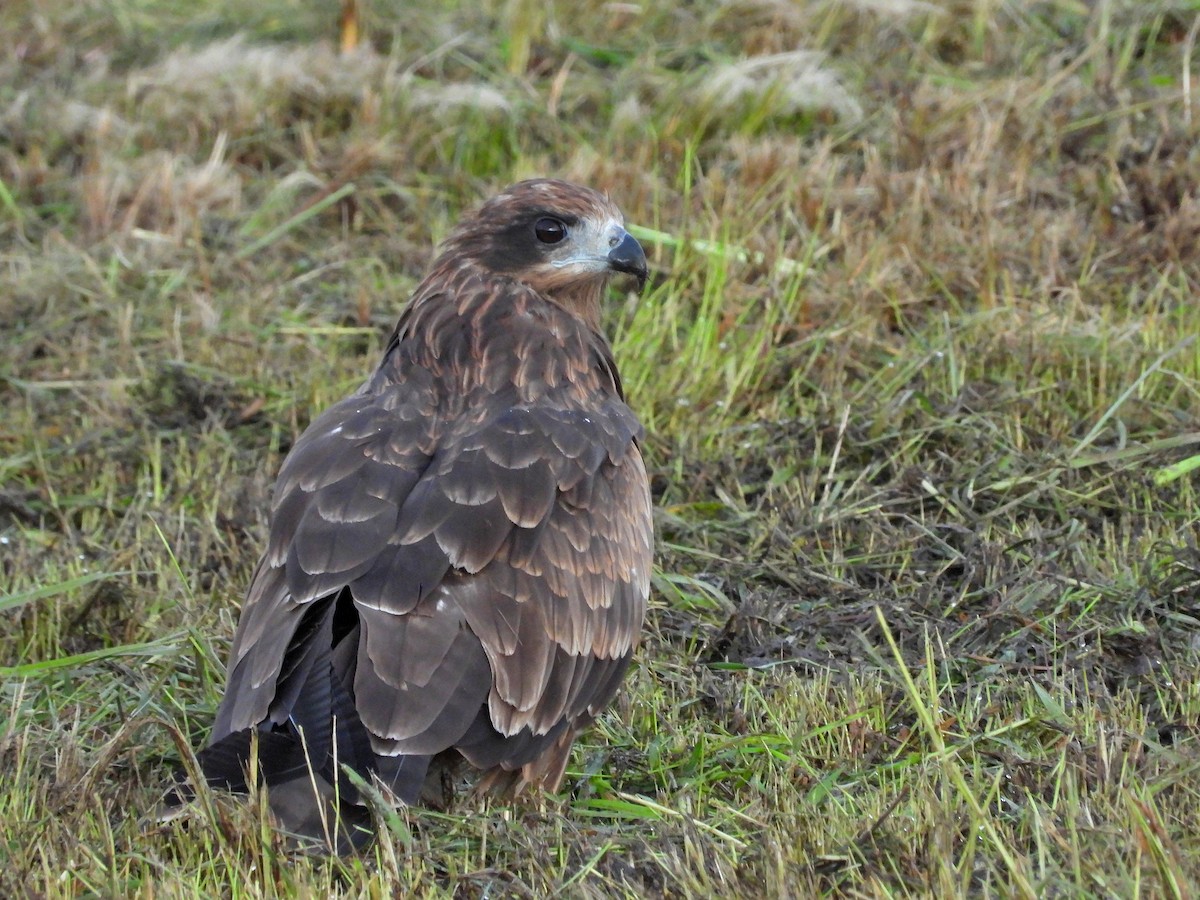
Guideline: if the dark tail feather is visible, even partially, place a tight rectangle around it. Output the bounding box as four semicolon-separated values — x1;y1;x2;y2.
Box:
166;595;460;853
161;728;307;807
167;601;383;853
374;752;434;805
158;725;375;854
194;728;330;792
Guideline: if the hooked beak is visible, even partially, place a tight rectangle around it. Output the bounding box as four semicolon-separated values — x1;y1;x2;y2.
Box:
607;230;648;292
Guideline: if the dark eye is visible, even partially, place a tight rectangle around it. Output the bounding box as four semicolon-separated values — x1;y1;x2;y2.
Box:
534;217;567;244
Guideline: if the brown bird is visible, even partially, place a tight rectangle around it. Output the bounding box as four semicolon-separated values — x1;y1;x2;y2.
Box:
190;179;653;853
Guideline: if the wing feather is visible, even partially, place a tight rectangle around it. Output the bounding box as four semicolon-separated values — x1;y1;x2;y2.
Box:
355;601;491;751
349;533;450;614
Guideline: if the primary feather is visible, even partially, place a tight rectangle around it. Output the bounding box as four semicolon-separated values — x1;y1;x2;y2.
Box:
190;180;652;853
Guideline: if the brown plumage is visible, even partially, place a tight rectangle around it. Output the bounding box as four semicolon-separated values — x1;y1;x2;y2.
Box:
189;179;652;852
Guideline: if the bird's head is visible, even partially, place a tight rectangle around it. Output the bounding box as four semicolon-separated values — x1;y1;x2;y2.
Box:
436;179;648;328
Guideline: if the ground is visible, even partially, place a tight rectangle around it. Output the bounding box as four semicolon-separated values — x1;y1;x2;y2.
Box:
2;0;1200;896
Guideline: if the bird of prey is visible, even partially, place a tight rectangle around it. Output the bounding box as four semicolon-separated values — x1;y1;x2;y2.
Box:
188;179;653;853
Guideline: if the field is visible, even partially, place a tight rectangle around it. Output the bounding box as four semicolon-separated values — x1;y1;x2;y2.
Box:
3;0;1200;895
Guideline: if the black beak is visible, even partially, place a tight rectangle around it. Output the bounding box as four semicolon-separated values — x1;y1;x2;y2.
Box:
607;231;648;292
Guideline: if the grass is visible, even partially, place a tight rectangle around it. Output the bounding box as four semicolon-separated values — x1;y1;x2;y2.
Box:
2;0;1200;895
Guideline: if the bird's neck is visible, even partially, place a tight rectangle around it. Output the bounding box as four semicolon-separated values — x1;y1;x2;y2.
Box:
379;267;619;405
547;280;604;334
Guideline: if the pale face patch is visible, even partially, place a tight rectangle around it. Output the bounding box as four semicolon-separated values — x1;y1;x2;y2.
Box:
545;216;628;276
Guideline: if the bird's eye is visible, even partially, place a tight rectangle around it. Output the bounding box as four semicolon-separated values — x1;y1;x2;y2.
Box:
534;217;567;244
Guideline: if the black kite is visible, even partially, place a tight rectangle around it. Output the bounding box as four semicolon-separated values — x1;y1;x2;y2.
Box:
189;179;653;853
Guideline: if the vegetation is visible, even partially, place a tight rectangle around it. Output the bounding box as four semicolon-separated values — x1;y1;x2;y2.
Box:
2;0;1199;895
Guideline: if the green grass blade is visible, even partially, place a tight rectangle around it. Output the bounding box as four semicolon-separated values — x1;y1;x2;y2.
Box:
0;571;134;614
